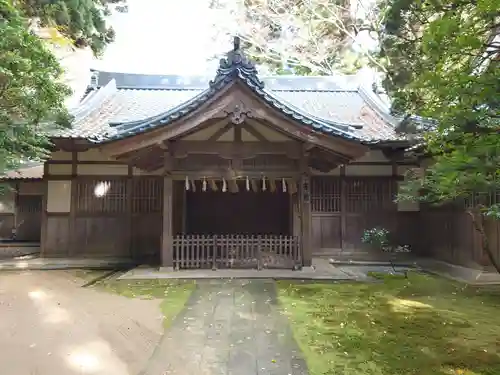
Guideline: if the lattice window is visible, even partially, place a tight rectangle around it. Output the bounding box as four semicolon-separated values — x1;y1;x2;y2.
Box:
346;178;396;212
76;179;127;214
464;190;499;209
17;195;42;213
132;177;163;214
311;177;341;213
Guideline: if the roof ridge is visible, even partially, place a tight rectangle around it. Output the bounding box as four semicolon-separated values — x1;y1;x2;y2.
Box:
112;86;359;93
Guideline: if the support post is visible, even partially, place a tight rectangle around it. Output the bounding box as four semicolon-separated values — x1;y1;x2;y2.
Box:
161;145;174;269
40;162;49;257
68;150;78;256
340;165;347;250
299;144;312;267
161;176;173;268
301;174;312;267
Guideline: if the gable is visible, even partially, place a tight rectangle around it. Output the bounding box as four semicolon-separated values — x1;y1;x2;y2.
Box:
180;118;293;143
99;80;367;162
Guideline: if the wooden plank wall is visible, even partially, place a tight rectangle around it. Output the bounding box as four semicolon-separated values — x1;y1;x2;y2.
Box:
311;175;421;257
311;176;500;268
0;190;42;242
421;207;500;269
44;176;163;260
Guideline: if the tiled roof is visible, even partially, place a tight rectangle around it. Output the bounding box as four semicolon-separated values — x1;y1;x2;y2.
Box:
1;164;44;180
56;39;404;143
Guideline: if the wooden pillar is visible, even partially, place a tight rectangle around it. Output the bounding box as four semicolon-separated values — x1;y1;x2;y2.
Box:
40;162;49;257
126;165;133;258
161;146;174;268
340;165;347;249
13;182;19;239
300;174;312;266
299;145;312;266
161;176;173;267
68;150;78;256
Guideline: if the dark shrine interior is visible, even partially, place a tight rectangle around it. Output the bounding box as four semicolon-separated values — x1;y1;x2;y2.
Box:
185;185;291;236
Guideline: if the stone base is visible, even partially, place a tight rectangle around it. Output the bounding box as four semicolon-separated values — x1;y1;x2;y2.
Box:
301;266;316;272
159;266;175;272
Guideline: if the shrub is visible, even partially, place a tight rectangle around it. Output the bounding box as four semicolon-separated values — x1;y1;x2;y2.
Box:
361;227;390;251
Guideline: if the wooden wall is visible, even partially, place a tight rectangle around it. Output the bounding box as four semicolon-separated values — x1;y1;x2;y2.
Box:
0;182;43;242
421;206;500;270
39;147;499;268
310;150;421;258
44;149;164;260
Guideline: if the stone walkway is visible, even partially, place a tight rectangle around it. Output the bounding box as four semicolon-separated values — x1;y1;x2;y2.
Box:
141;280;309;375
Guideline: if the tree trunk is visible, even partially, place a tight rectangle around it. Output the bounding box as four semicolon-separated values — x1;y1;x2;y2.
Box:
467;207;500;274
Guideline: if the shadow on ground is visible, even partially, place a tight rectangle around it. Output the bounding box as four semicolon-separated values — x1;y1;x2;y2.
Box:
278;272;500;375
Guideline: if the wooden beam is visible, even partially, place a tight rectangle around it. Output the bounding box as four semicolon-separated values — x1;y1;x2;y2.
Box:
51;138;94;153
241;122;268;142
234;124;242;143
254;116;367;161
171;170;301;179
208;122;233;141
172;141;301;159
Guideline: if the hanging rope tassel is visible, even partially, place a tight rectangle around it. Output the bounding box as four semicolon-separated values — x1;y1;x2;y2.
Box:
251;178;258;192
210;179;218;191
245;176;250;191
282;178;287;193
191;179;196;192
202;177;207;192
222;178;227;192
262;176;267;191
185;176;190;191
269;179;276;192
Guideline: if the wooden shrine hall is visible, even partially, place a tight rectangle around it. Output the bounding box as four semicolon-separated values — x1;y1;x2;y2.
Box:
1;37;435;270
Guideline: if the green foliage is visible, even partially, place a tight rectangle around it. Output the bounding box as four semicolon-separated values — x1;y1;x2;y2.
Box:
0;0;72;174
361;227;390;251
380;0;500;214
361;227;412;253
19;0;118;55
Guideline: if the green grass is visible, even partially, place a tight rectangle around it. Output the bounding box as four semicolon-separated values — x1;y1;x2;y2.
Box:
277;272;500;375
72;270;195;328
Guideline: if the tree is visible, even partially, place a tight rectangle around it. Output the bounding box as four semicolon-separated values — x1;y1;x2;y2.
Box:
381;0;500;271
210;0;383;75
0;0;71;175
18;0;120;55
0;0;121;178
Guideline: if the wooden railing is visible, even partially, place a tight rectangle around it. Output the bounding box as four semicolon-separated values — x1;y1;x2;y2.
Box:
172;234;301;270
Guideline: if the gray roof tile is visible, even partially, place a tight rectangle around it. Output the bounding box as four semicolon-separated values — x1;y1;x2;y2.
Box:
64;83;400;142
65;47;401;142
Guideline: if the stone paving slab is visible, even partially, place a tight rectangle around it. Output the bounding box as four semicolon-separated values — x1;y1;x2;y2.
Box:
0;257;135;271
119;267;355;281
333;258;500;285
0;243;40;260
140;280;308;375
